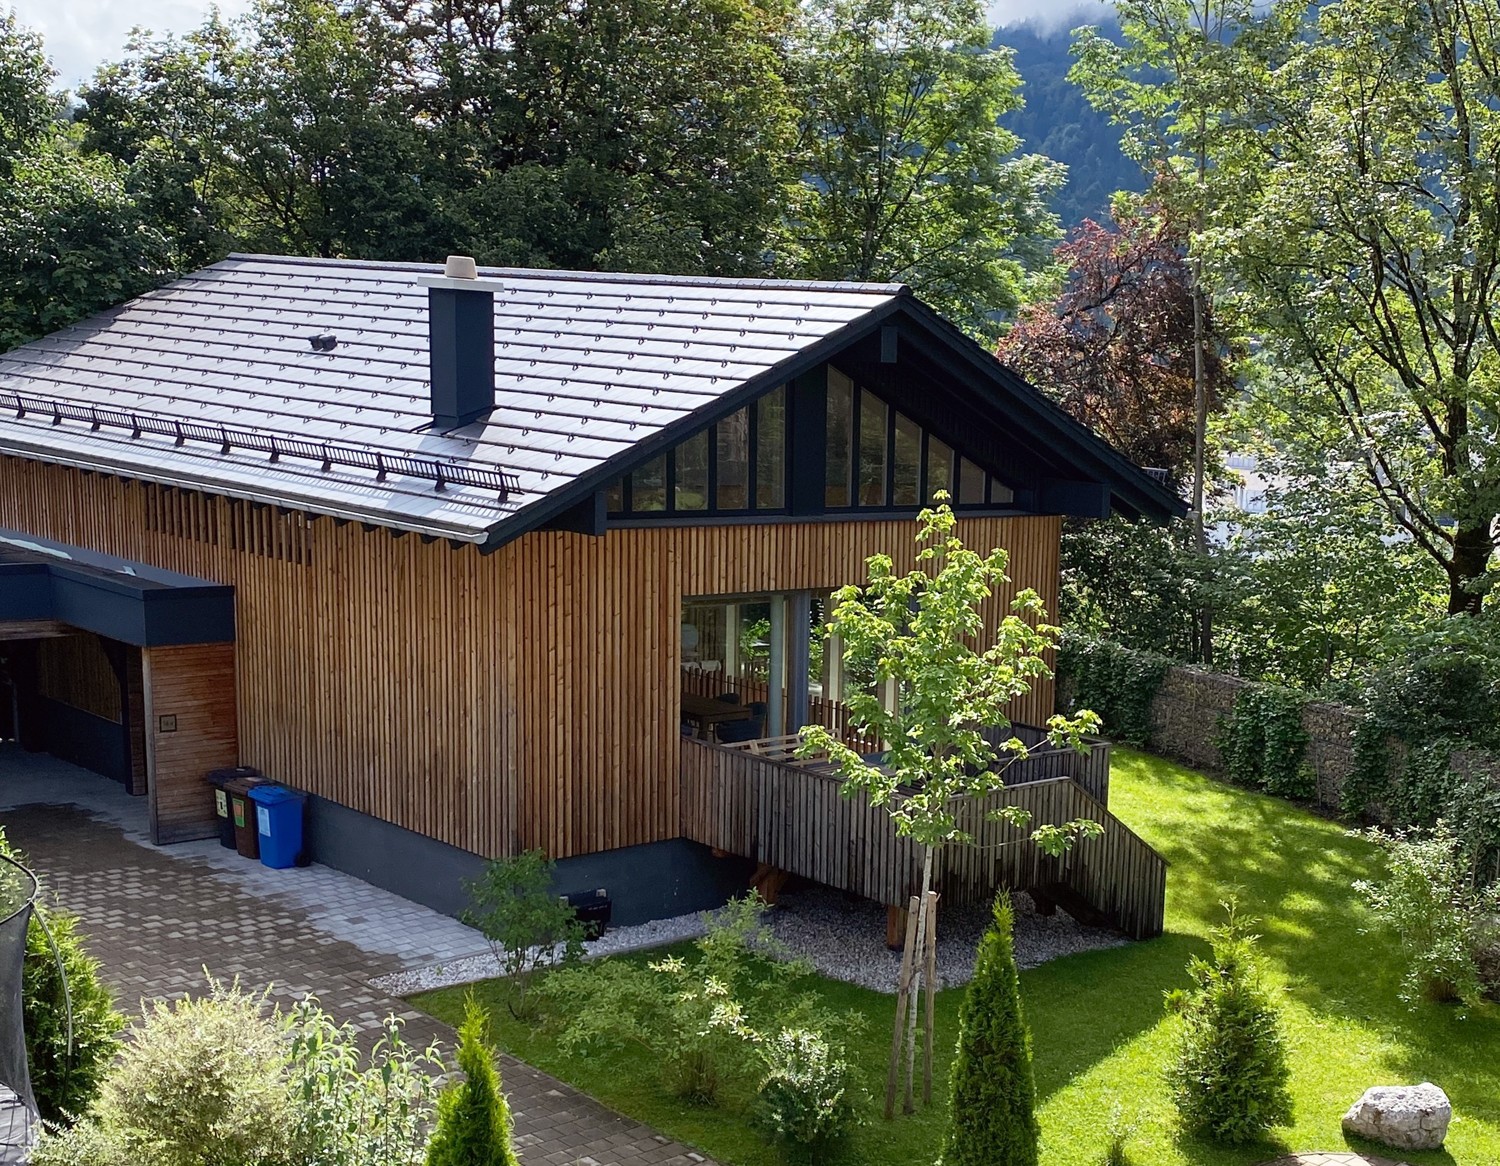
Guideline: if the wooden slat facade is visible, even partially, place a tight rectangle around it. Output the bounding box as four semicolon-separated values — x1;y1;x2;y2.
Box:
37;633;122;722
0;455;1062;862
680;737;1166;940
142;642;239;843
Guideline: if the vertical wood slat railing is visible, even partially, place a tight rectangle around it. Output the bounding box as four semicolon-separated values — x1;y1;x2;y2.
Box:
680;737;1166;940
681;668;1111;786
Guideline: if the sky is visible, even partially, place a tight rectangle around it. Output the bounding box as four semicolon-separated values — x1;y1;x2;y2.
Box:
11;0;1115;88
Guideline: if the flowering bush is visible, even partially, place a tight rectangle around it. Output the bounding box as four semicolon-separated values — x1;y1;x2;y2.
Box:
753;1027;862;1155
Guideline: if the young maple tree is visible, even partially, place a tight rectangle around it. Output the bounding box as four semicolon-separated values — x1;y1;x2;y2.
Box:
997;207;1235;478
799;499;1100;1111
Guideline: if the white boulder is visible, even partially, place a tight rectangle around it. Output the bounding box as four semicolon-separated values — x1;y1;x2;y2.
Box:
1341;1082;1451;1151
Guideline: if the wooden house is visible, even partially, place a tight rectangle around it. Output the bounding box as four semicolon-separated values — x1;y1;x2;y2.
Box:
0;255;1180;926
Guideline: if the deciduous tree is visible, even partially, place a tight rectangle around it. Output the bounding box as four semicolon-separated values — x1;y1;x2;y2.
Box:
1202;0;1500;615
998;206;1235;477
787;0;1063;341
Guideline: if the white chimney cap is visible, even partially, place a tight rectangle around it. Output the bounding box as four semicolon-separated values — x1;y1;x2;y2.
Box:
418;257;505;294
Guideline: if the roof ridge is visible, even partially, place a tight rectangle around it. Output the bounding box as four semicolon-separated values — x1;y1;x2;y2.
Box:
223;253;910;296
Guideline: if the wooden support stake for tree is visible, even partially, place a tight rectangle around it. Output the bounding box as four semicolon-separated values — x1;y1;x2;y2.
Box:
884;894;921;1120
922;890;940;1106
886;903;907;951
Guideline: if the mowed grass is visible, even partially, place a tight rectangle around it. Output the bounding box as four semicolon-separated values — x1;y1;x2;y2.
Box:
413;749;1500;1165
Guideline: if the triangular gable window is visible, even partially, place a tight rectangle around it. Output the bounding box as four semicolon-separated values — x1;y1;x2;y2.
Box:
606;369;1013;518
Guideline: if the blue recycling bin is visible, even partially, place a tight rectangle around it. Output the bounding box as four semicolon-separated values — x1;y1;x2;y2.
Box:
246;784;306;869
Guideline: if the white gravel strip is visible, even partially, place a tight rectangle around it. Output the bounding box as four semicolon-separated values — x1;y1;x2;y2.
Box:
370;910;710;996
375;885;1127;998
761;884;1130;993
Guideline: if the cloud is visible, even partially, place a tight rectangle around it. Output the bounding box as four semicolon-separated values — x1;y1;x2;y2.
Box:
9;0;254;88
987;0;1115;34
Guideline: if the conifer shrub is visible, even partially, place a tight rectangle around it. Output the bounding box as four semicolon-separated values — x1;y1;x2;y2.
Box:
425;996;519;1166
1164;901;1293;1143
0;827;124;1124
941;895;1039;1166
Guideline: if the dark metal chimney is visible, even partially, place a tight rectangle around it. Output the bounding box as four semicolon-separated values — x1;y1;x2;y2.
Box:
419;255;499;430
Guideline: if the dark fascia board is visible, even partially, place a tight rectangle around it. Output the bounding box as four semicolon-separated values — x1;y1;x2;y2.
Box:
474;290;1184;551
475;292;915;551
0;538;235;647
891;301;1187;522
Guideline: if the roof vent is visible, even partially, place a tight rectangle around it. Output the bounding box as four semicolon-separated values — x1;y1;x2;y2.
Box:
309;332;337;352
418;257;506;431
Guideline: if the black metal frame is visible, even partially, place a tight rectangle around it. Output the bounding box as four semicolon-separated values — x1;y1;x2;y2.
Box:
2;390;519;501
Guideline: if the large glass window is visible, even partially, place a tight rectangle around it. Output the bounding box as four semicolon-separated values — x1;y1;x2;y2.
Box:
925;436;953;503
757;387;786;509
825;369;854;508
715;407;750;510
607;370;1014;518
676;430;709;511
631;455;667;512
957;456;985;506
858;390;888;506
893;413;921;506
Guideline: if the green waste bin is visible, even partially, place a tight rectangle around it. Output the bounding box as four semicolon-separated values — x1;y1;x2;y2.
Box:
206;767;262;850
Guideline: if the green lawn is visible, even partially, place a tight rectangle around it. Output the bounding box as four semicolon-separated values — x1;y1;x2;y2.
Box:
413;749;1499;1165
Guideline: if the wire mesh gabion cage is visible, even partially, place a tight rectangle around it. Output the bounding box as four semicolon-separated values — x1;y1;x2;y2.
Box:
0;853;37;1164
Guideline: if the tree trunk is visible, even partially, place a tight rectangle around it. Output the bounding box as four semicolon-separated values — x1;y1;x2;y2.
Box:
1447;518;1493;614
902;846;936;1114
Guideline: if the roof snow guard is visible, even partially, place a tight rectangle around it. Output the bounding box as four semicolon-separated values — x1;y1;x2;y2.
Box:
2;389;519;500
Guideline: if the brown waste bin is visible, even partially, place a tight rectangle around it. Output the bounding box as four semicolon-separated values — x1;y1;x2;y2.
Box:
226;777;264;859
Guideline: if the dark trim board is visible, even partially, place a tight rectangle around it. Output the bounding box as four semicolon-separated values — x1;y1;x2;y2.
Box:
0;528;235;647
304;794;757;926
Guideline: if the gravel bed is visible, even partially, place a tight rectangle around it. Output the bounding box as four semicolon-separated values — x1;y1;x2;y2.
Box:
371;910;710;996
375;885;1128;998
762;884;1129;993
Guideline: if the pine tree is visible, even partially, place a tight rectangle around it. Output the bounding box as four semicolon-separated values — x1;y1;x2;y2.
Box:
1165;901;1292;1143
941;895;1040;1166
425;997;519;1166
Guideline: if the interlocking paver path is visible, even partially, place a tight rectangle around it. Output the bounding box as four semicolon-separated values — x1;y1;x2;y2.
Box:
0;747;718;1166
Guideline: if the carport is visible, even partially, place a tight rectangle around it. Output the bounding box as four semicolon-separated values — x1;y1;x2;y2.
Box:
0;529;236;844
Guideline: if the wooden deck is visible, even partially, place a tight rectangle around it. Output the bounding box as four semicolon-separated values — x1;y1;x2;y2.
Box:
680;736;1165;940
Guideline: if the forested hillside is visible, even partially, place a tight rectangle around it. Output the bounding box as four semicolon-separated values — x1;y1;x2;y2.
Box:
998;21;1144;227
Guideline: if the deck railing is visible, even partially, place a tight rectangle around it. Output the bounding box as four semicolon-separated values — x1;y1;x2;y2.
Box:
680;736;1164;940
680;668;1111;801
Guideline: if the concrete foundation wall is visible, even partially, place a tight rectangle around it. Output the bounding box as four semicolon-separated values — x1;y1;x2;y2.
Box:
305;793;757;925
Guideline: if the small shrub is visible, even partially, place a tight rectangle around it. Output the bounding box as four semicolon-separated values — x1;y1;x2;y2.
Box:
0;828;124;1125
753;1027;862;1156
426;996;519;1166
285;997;443;1166
462;850;585;1021
941;895;1039;1166
542;896;858;1105
1355;821;1500;1007
24;901;125;1125
80;979;294;1166
1164;900;1292;1144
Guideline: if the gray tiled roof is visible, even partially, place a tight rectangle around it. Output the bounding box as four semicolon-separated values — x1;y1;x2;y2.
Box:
0;255;902;541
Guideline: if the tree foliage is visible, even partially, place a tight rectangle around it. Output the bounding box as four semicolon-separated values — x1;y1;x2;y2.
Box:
940;894;1039;1166
787;0;1062;340
999;205;1235;476
1200;0;1500;614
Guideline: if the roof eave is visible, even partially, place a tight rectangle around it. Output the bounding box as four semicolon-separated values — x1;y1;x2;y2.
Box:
0;436;495;544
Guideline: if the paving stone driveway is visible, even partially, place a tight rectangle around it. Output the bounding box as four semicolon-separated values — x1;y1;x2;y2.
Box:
0;749;716;1166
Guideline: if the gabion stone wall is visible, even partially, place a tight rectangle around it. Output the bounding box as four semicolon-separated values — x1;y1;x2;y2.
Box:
1146;666;1360;812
